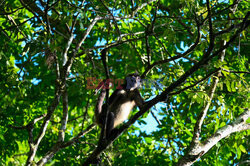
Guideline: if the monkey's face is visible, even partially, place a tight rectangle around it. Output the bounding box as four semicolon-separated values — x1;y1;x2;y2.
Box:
125;74;141;90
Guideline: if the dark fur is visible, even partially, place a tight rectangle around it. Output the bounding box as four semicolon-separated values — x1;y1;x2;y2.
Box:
95;74;144;137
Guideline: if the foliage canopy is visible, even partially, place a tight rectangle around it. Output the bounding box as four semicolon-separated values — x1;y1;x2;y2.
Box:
0;0;249;165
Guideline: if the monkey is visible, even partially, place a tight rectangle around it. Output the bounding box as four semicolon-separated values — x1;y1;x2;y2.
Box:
86;73;143;165
95;73;144;138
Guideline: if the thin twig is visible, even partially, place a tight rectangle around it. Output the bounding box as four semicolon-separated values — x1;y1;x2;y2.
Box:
151;109;161;125
222;69;250;74
99;0;122;40
131;0;158;17
170;68;220;96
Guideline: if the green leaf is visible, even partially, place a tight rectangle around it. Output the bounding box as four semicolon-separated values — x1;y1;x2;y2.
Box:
185;129;193;137
219;122;226;128
144;137;153;144
246;117;250;123
237;148;242;159
226;80;231;92
239;145;247;153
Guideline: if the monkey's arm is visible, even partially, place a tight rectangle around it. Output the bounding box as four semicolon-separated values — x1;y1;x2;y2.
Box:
133;89;144;109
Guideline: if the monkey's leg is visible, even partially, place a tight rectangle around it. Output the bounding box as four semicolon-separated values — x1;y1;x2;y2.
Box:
95;90;106;124
106;112;114;138
88;157;101;165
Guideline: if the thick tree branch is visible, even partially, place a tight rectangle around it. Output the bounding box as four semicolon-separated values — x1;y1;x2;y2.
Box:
37;124;96;165
37;142;61;166
206;0;213;38
37;125;95;166
177;109;250;166
33;14;100;166
62;33;74;66
63;16;101;77
58;89;69;142
192;40;226;145
26;92;61;166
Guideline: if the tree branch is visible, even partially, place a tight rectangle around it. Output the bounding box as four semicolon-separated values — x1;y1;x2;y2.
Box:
61;124;96;148
169;68;220;96
151;109;162;126
37;124;96;165
176;6;249;165
25;11;98;166
26;93;61;166
222;69;250;74
76;21;176;58
7;15;27;37
192;40;226;145
30;11;100;165
62;33;74;66
131;0;158;17
63;15;101;78
145;32;151;67
58;89;69;142
177;109;250;166
19;0;44;24
204;0;215;58
214;20;249;37
0;6;25;15
75;16;101;54
157;11;249;101
141;20;201;78
99;0;122;39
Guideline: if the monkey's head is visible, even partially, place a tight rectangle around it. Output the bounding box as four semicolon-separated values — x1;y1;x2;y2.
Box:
125;73;141;90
